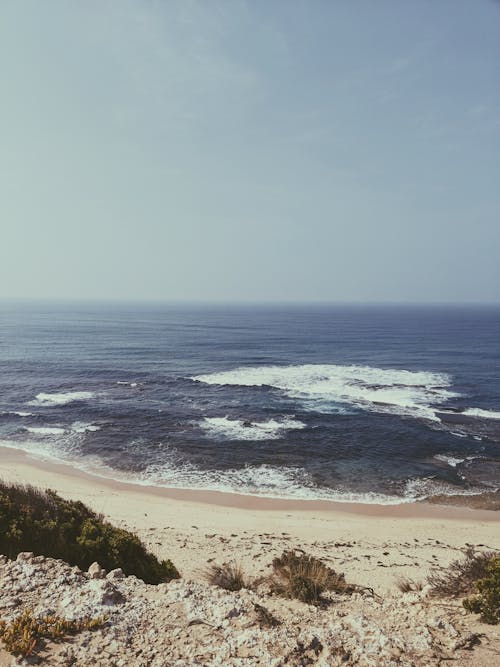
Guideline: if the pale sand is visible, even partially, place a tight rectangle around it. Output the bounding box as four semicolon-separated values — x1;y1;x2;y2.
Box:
1;446;499;593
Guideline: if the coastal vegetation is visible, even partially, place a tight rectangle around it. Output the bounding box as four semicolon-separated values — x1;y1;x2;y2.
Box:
0;609;107;658
395;577;424;593
205;561;254;591
463;557;500;624
428;546;497;598
427;546;500;624
269;550;359;605
207;551;374;606
0;481;179;584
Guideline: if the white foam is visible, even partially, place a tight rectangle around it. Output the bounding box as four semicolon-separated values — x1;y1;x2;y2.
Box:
0;438;77;464
23;423;100;436
462;408;500;420
70;422;101;433
29;391;96;407
1;411;34;417
137;461;409;504
199;416;306;441
25;427;66;436
434;454;465;468
0;436;491;506
404;477;486;498
192;364;457;421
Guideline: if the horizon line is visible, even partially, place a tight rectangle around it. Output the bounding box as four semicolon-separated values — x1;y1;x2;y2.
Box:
1;297;499;308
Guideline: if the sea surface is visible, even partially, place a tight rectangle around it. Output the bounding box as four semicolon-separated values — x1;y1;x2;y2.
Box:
0;302;499;504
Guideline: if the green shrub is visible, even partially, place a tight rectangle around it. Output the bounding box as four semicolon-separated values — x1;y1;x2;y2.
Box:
428;546;497;598
463;557;500;624
0;482;179;584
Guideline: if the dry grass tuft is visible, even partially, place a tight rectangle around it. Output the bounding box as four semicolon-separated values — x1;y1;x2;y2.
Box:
0;608;107;658
205;562;254;592
428;547;498;598
270;550;360;605
396;577;424;593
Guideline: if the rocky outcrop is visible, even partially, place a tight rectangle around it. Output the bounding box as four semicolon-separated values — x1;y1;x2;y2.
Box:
0;553;492;666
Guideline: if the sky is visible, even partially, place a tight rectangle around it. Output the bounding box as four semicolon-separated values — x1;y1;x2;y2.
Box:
1;0;499;303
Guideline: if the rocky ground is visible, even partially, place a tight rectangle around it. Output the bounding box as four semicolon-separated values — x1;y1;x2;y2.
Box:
1;552;499;666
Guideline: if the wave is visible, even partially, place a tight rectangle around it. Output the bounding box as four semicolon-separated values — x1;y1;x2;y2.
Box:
1;411;34;417
70;422;101;433
0;438;79;464
403;477;486;499
136;461;410;504
433;454;465;468
0;437;489;505
114;461;492;504
28;391;97;407
462;408;500;420
24;422;101;436
25;427;66;436
199;416;306;441
192;364;457;421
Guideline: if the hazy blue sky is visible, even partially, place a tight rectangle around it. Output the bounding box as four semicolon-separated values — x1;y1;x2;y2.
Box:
1;0;499;303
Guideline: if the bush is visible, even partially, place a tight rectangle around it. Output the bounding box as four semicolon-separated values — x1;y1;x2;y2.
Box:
270;550;356;605
0;482;179;584
463;557;500;624
428;547;497;598
0;608;106;658
205;562;253;591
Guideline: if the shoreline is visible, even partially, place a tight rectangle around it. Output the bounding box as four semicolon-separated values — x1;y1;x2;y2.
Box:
1;444;500;594
0;445;498;521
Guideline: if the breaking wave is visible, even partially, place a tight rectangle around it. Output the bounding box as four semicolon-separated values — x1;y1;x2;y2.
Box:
23;422;101;436
1;411;34;417
29;391;97;407
462;408;500;420
25;427;66;436
71;422;101;433
433;454;466;468
199;416;306;441
193;364;457;421
403;477;486;499
134;461;409;503
0;436;490;505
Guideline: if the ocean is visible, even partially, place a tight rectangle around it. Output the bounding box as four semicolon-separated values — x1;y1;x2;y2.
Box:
0;302;499;504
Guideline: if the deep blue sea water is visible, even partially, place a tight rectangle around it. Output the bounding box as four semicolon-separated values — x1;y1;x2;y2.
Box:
0;302;499;504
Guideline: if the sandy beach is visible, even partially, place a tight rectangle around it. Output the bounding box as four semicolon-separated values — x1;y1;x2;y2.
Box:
1;445;498;593
2;446;500;665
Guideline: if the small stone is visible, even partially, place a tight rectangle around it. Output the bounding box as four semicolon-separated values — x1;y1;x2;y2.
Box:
420;584;432;597
88;562;106;579
16;551;35;562
107;568;125;580
107;640;120;654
